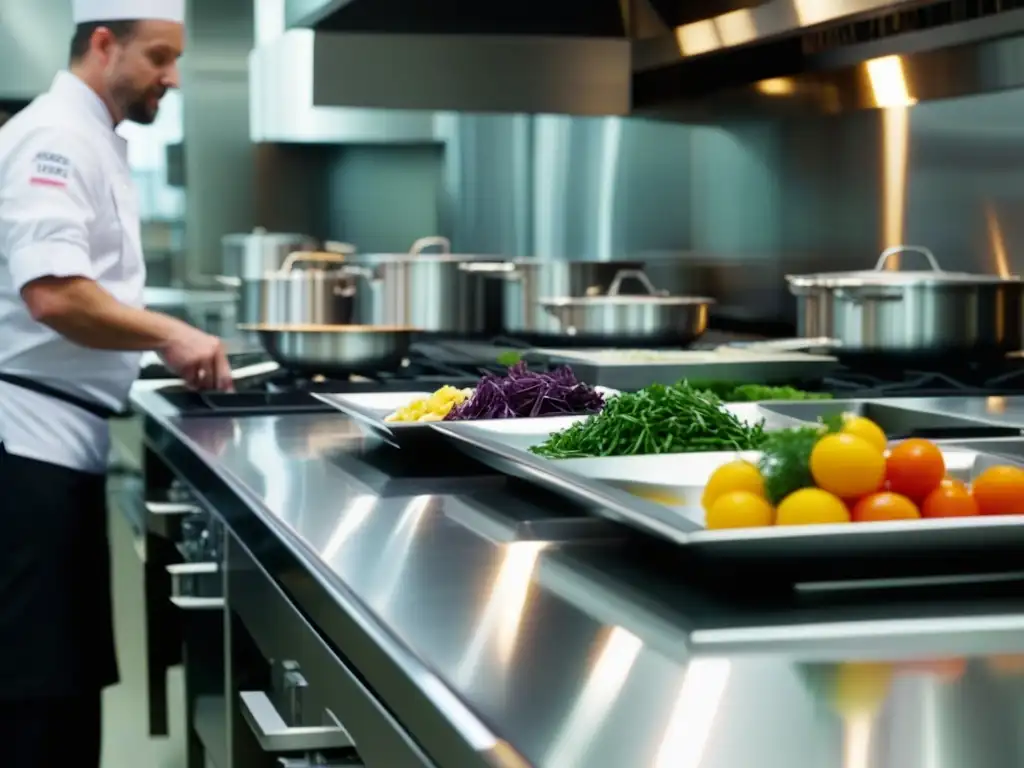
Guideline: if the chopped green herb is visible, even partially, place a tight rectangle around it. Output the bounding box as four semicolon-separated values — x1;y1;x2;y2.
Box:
681;380;832;402
756;420;843;504
529;383;767;459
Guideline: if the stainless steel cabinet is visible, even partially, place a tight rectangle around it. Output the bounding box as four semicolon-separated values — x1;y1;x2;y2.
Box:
227;534;434;767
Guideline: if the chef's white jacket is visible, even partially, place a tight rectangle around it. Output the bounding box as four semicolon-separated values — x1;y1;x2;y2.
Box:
0;72;146;473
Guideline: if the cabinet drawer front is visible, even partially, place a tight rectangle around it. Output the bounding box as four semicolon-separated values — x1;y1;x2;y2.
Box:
228;537;434;768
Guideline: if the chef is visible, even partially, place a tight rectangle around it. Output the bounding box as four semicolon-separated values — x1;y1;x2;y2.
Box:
0;0;232;763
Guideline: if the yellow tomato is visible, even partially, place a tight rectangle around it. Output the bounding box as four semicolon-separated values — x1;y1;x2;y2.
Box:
831;662;894;717
775;488;850;526
701;460;766;511
705;491;774;530
842;415;888;453
809;433;886;499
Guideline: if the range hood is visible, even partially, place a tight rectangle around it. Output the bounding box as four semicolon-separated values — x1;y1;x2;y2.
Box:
262;0;630;117
287;0;627;36
632;0;1024;117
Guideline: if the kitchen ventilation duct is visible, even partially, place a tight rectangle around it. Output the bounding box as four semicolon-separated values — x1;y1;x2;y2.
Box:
632;0;1024;117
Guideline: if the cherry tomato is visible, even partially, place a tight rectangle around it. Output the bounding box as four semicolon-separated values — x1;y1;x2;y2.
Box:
885;439;946;501
898;658;967;682
809;433;886;499
851;492;920;523
987;655;1024;677
921;483;979;518
972;465;1024;516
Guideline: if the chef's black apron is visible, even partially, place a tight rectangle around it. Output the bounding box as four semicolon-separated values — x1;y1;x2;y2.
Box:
0;373;122;766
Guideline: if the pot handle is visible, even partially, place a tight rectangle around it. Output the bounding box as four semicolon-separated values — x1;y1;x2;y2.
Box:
323;241;357;255
214;275;241;288
410;236;452;255
874;245;942;272
607;269;669;297
280;251;347;272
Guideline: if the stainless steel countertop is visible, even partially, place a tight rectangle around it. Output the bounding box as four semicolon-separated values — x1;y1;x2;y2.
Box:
131;386;1024;767
143;287;236;308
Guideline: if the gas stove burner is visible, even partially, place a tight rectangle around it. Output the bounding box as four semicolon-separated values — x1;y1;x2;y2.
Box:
824;362;1024;398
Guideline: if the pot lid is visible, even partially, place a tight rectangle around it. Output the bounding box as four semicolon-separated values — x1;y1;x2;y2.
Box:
787;246;1021;288
541;267;714;305
221;228;315;246
541;295;715;307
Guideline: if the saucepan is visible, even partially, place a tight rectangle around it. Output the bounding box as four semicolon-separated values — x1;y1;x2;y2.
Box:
340;236;507;337
539;269;715;347
463;258;646;339
237;324;416;378
786;245;1024;359
216;233;357;326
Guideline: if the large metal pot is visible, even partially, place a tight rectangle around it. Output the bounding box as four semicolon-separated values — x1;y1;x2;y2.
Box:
539;269;715;347
343;237;505;337
220;230;317;325
469;259;646;339
786;245;1024;357
255;252;367;326
218;230;358;325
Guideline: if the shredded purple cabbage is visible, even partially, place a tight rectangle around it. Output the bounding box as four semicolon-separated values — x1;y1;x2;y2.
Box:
444;363;606;421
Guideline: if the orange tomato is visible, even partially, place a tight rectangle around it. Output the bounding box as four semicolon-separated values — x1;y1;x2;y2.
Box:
851;492;920;523
939;476;967;491
921;483;979;518
885;439;946;501
987;655;1024;676
898;658;967;682
972;465;1024;516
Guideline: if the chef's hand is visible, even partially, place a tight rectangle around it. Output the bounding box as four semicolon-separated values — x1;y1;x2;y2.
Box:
159;325;234;391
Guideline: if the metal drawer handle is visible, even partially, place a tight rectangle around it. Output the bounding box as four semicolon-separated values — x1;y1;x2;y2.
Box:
169;596;224;610
167;562;221;610
146;501;201;517
166;562;219;576
239;691;355;753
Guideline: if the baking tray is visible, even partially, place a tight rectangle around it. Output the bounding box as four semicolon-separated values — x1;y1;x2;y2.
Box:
434;414;1024;567
314;388;619;446
528;347;838;391
760;399;1024;441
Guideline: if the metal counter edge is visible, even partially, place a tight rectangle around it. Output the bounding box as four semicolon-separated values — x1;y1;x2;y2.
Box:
128;382;518;768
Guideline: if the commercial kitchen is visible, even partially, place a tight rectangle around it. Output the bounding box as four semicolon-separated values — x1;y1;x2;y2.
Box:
14;0;1024;766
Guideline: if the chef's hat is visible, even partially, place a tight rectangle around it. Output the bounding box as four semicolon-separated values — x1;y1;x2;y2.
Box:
73;0;186;24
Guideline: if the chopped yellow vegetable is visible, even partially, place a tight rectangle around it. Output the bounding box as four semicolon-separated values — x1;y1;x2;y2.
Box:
384;386;473;423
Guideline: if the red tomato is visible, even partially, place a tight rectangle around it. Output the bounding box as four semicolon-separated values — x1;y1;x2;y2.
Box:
921;483;980;518
886;439;946;501
851;492;920;523
972;465;1024;516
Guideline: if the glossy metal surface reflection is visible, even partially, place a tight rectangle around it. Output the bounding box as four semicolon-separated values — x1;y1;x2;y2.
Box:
124;386;1024;768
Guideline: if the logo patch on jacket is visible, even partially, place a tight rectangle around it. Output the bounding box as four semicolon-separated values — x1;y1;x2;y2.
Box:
29;151;71;188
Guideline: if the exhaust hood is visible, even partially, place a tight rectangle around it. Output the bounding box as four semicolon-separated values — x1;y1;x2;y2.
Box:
632;0;1024;117
287;0;627;36
265;0;630;116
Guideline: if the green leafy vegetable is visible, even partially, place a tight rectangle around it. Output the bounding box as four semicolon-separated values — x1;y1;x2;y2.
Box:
496;351;523;367
681;380;832;402
529;383;767;459
723;384;832;402
757;419;843;504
